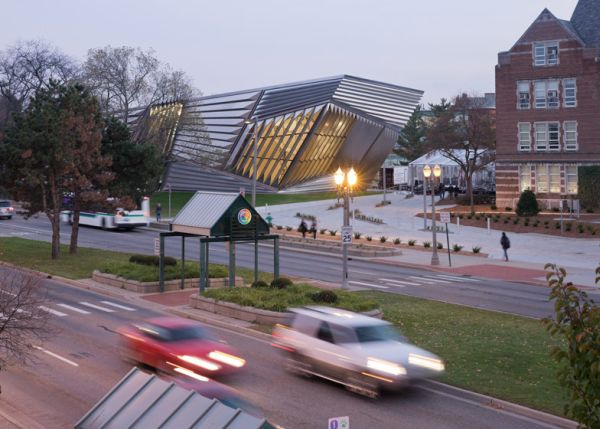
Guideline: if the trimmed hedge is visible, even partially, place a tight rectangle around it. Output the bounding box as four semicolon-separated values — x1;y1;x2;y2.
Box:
578;166;600;210
311;290;338;304
271;277;293;289
129;254;176;266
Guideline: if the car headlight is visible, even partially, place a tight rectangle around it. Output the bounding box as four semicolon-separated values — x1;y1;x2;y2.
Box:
367;358;406;376
208;350;246;368
408;353;445;371
178;355;221;371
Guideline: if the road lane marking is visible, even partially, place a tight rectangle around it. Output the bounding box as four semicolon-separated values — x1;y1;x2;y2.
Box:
408;276;449;284
38;306;67;317
57;303;91;314
418;275;452;284
435;274;480;283
32;345;79;367
101;301;136;311
348;281;389;289
379;278;421;286
79;302;115;313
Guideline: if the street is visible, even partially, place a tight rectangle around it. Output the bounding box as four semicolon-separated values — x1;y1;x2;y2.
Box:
0;215;558;319
0;275;565;429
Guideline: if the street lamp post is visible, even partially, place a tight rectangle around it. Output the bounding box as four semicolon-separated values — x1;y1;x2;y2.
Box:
423;164;441;266
335;167;357;289
244;118;259;207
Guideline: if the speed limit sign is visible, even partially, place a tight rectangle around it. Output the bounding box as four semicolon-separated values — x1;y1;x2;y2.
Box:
341;226;353;244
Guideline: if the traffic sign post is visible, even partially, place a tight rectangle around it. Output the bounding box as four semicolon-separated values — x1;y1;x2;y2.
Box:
328;416;349;429
341;226;353;245
154;237;160;256
439;212;451;266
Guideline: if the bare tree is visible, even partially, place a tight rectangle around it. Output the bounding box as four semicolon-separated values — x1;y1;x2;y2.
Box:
0;40;78;128
0;269;53;372
426;93;496;212
82;46;198;123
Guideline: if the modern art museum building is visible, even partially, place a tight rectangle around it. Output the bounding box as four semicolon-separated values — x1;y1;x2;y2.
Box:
129;75;423;193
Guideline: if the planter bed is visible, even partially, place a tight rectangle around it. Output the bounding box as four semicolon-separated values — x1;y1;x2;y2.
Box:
92;270;244;293
189;293;382;325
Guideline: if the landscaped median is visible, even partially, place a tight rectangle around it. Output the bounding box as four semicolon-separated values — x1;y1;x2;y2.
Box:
0;236;568;418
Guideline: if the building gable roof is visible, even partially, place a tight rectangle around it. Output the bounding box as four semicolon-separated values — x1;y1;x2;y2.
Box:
571;0;600;53
510;8;585;50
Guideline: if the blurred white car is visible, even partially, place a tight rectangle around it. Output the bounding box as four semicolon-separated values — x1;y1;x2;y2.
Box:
0;200;14;220
272;306;445;398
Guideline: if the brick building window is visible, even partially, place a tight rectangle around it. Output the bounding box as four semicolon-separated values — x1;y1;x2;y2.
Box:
534;122;560;151
518;123;531;151
534;80;559;109
566;166;578;194
519;165;532;192
517;82;530;109
563;79;577;107
564;121;578;151
537;165;548;192
534;41;559;66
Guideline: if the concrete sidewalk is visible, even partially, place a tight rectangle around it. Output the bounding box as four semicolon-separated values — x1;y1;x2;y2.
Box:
258;192;600;288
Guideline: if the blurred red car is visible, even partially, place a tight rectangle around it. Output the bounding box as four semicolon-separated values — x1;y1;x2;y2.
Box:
118;317;246;376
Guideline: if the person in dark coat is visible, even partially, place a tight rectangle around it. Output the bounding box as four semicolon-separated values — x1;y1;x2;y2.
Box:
299;218;308;238
156;203;162;222
500;232;510;261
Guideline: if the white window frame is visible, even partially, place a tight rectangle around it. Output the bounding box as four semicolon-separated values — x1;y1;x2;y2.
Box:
519;165;532;192
533;41;559;66
563;121;578;151
534;122;560;151
534;122;548;151
518;122;531;151
534;81;546;108
534;80;560;109
548;122;560;151
517;81;530;109
563;78;577;108
549;165;561;193
565;165;578;194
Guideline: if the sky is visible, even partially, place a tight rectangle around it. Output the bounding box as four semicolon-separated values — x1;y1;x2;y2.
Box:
0;0;580;105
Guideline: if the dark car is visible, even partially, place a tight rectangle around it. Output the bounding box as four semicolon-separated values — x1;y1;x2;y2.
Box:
0;200;14;220
118;317;246;377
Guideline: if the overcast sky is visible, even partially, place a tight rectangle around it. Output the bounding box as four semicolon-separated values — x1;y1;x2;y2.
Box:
0;0;579;104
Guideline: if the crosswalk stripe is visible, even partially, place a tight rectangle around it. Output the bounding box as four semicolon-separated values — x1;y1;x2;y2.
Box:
379;278;421;286
101;301;136;311
408;276;450;284
419;276;453;284
38;306;67;317
348;281;389;289
57;303;91;314
435;274;480;283
80;302;115;313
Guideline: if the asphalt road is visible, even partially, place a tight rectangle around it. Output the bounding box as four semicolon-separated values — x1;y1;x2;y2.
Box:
0;215;557;319
0;274;567;429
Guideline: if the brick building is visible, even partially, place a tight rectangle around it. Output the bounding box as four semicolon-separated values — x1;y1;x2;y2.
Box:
495;0;600;209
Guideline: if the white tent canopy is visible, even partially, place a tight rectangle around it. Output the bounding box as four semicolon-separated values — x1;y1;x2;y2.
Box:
408;150;494;189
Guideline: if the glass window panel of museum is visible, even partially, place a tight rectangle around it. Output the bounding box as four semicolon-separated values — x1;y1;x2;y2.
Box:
521;165;578;195
533;41;558;66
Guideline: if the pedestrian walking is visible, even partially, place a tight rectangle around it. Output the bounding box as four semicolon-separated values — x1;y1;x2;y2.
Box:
500;232;510;261
298;218;308;238
310;219;317;239
156;203;162;222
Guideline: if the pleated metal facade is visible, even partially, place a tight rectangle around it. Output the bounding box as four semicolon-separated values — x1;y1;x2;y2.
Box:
129;75;423;192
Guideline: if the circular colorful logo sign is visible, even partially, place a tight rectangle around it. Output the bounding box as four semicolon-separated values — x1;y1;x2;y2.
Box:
237;208;252;225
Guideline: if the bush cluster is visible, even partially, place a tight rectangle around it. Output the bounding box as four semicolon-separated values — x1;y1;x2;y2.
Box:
311;290;338;304
129;254;176;266
516;190;540;217
271;277;293;289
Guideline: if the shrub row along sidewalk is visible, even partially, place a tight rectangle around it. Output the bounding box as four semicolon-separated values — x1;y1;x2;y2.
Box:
0;237;567;417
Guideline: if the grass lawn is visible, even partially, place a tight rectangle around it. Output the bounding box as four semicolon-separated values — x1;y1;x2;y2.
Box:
204;284;378;313
0;237;131;279
359;291;567;416
149;190;380;217
0;237;272;285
